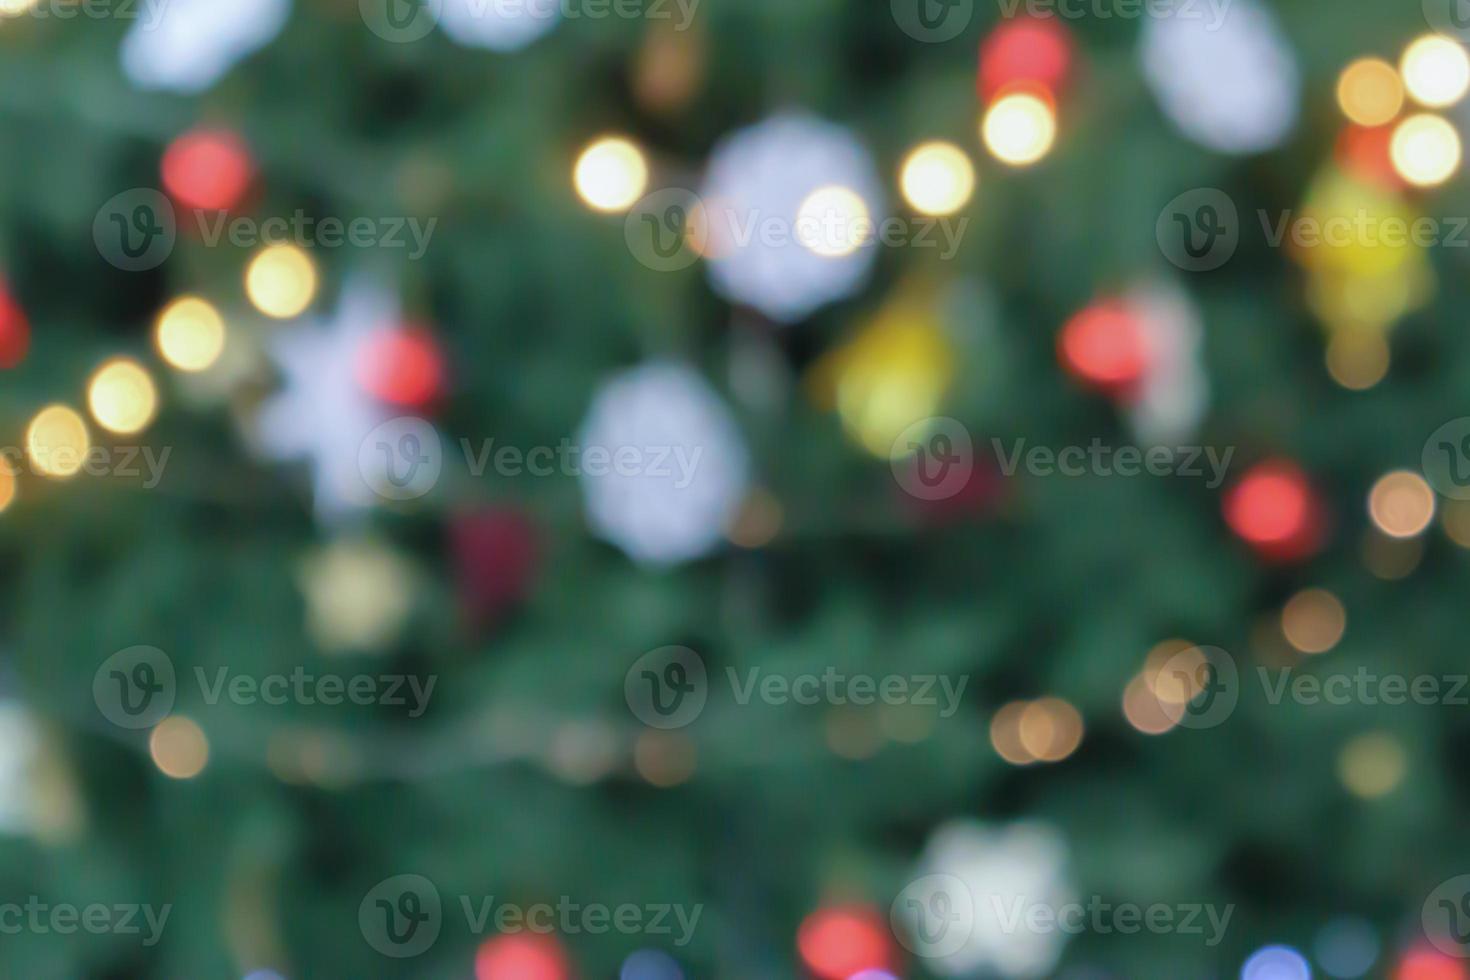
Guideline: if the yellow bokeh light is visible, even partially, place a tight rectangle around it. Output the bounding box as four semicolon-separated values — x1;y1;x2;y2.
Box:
155;296;226;372
899;141;976;216
1122;674;1178;736
1018;698;1083;763
0;0;41;15
1338;731;1405;799
245;245;318;320
87;358;158;435
1325;333;1389;390
1369;469;1436;538
982;92;1057;167
0;468;15;513
1281;588;1346;655
1337;57;1405;126
1401;35;1470;108
990;701;1034;765
1390;113;1462;187
796;185;874;258
26;405;90;480
149;716;209;780
573;137;649;213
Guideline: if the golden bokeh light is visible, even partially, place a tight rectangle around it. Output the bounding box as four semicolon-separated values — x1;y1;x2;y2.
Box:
26;405;90;480
1400;35;1470;108
1362;529;1424;580
1441;499;1470;548
633;730;695;787
982;92;1057;167
155;296;226;372
990;701;1034;765
1122;675;1178;736
1325;333;1389;390
1018;698;1083;763
149;716;209;780
1338;731;1405;799
1143;639;1206;706
0;0;41;15
1389;113;1461;187
1369;469;1436;538
246;245;318;320
796;185;874;258
0;467;15;514
899;141;976;216
1337;57;1405;126
573;137;650;213
1281;588;1346;655
87;358;158;435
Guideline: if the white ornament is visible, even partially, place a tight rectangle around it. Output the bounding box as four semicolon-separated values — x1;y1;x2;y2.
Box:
909;819;1075;979
438;0;559;50
1126;280;1209;445
576;363;749;566
1139;0;1299;154
253;275;398;524
699;113;884;323
121;0;290;94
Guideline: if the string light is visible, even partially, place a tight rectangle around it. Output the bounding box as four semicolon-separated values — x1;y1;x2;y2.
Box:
87;358;158;435
155;296;226;372
982;91;1057;166
1369;470;1436;538
899;141;976;216
1337;57;1405;126
1390;114;1461;187
149;716;209;779
573;137;649;213
1400;35;1470;108
1337;731;1405;799
1281;588;1346;654
25;405;90;480
796;185;874;258
245;244;318;319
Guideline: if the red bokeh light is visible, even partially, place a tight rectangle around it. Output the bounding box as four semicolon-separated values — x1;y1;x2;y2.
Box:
978;16;1073;103
161;129;255;212
356;326;446;408
0;282;29;370
474;933;571;980
1335;125;1405;192
1222;459;1326;562
1397;947;1470;980
796;904;892;980
1057;300;1150;399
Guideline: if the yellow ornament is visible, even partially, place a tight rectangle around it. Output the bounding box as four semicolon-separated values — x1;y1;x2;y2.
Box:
298;537;417;654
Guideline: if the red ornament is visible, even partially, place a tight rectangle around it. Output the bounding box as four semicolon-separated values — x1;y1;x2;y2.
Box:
451;509;540;629
161;129;254;212
474;933;571;980
0;282;29;369
357;326;447;409
1222;459;1326;562
1397;948;1470;980
1057;300;1150;399
1335;125;1405;192
796;904;893;980
978;16;1074;103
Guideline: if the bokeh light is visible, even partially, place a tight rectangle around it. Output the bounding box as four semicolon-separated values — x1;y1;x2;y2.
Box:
1338;731;1405;798
1223;460;1323;561
1369;470;1436;538
982;91;1057;167
1018;697;1083;763
633;730;696;787
1325;333;1390;390
0;467;16;515
1122;675;1178;736
246;244;318;320
475;934;571;980
899;142;976;216
149;716;209;779
796;905;891;980
87;358;158;435
1281;588;1346;654
796;185;874;258
1390;114;1461;187
1396;948;1470;980
978;16;1072;101
26;405;90;480
573;137;649;213
619;949;685;980
1363;529;1424;580
155;296;226;372
1400;35;1470;108
162;129;254;211
1057;300;1149;396
1314;917;1379;979
1241;944;1312;980
991;700;1034;764
1337;57;1405;126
